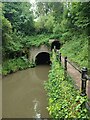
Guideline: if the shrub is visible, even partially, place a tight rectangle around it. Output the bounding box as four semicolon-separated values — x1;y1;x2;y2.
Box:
60;34;88;68
44;51;89;118
2;57;36;76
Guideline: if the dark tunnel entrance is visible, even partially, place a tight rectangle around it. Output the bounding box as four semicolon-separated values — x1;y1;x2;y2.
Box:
35;52;50;65
51;40;61;51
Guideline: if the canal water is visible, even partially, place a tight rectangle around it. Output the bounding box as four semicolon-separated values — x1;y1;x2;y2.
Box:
2;65;50;118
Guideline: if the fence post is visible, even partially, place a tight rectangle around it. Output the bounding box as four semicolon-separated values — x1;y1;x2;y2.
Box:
60;53;61;63
64;57;67;71
64;57;67;78
81;67;87;96
54;46;56;52
56;50;59;61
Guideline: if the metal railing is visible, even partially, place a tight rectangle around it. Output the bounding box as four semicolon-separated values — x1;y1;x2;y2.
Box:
54;48;90;98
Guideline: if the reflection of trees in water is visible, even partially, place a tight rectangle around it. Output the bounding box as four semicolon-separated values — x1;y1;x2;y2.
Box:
35;65;49;80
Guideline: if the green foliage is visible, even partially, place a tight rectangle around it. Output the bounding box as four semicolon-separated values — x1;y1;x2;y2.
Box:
44;51;89;118
35;14;55;34
71;2;90;35
2;15;13;59
22;34;52;48
2;16;12;34
3;2;35;35
35;2;63;34
2;1;90;75
60;34;88;68
44;15;55;33
61;31;72;43
49;34;62;39
2;16;12;45
61;2;90;35
53;23;61;34
35;15;47;34
7;33;23;52
2;57;36;76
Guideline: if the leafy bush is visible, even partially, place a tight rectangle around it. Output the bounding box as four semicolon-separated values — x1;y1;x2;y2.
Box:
49;34;62;40
44;51;89;118
21;34;51;48
61;31;72;43
60;34;88;68
53;23;61;34
2;57;36;76
3;33;52;60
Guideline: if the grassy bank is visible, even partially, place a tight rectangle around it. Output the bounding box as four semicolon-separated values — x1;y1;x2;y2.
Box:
44;51;89;118
21;33;61;47
60;34;88;69
2;57;35;76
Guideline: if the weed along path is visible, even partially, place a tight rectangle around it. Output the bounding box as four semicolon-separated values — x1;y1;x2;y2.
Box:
61;57;90;99
2;65;50;118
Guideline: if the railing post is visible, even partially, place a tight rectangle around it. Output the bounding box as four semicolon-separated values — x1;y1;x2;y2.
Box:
64;56;67;78
60;53;61;63
81;67;87;96
54;46;56;52
56;50;59;61
64;57;67;71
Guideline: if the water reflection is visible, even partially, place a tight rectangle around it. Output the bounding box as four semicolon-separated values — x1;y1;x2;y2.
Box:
33;98;41;118
2;65;50;118
35;65;50;80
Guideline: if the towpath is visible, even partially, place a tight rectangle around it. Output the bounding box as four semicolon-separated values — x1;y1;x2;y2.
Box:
61;57;90;101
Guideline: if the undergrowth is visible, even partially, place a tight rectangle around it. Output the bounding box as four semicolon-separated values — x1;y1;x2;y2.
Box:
22;34;50;48
2;56;35;76
44;51;89;118
22;34;61;48
60;34;88;69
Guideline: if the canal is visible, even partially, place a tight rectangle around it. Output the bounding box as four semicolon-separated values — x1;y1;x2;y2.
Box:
2;65;50;118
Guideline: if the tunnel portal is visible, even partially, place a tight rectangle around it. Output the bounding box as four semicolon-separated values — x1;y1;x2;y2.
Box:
51;40;61;50
35;52;50;65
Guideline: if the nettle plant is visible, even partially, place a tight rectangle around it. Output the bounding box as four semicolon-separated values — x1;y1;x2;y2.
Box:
44;51;89;118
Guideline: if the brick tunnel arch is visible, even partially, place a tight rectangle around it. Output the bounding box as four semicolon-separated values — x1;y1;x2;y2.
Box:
35;52;50;65
51;40;61;50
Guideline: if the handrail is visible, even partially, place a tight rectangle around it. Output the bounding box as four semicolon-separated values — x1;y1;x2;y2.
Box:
56;51;90;97
59;52;81;73
67;59;81;73
84;74;90;81
53;49;90;110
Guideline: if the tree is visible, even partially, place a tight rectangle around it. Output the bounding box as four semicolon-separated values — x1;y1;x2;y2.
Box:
45;14;55;33
2;15;12;59
34;2;64;34
3;2;35;35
